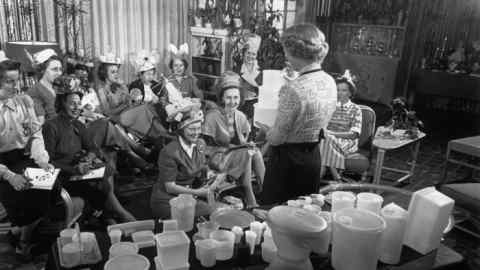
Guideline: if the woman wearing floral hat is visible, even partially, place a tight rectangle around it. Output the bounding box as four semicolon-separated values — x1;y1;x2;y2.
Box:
150;105;220;219
128;50;162;104
95;53;132;121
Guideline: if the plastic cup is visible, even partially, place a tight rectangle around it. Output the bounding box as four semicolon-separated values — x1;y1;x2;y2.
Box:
196;221;220;239
245;230;257;255
108;229;122;244
195;239;217;267
356;192;384;214
209;230;235;260
170;194;196;231
332;208;386;270
231;226;244;243
60;228;76;244
61;242;81;267
79;232;96;254
331;191;356;212
250;221;264;244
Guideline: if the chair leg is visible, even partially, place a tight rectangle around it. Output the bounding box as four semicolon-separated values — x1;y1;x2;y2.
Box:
441;145;451;185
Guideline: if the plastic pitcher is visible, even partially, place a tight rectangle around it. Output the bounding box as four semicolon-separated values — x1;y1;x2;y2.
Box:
169;194;196;231
332;208;386;270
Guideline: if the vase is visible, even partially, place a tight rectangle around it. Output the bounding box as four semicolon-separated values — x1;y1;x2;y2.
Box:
204;22;213;29
194;16;202;27
233;17;242;28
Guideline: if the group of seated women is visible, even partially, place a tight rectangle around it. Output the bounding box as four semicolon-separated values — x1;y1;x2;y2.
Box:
0;40;364;258
0;48;267;254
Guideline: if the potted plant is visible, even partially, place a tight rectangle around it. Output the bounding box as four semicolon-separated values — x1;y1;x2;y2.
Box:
388;97;424;139
250;4;285;70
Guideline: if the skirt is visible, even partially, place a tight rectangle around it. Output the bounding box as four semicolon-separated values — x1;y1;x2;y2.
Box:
319;135;358;169
260;143;321;205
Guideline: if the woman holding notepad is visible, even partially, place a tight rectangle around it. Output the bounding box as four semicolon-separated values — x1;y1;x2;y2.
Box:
0;53;84;257
43;85;135;222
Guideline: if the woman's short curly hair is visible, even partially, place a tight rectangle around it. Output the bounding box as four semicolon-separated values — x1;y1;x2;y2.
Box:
97;63;120;82
34;55;62;80
168;57;189;72
280;24;329;63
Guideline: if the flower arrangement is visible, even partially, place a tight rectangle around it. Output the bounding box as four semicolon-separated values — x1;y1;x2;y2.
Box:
389;97;424;138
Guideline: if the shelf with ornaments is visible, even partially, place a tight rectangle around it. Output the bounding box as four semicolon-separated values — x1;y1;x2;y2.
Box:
331;23;406;59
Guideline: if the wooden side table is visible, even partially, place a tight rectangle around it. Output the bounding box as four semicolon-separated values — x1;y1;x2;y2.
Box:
372;127;426;185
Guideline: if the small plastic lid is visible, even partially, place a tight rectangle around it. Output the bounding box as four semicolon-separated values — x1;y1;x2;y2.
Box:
155;231;190;248
267;206;327;236
109;242;138;257
104;254;150;270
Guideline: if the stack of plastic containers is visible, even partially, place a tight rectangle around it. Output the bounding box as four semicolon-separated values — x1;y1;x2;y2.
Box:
154;231;190;270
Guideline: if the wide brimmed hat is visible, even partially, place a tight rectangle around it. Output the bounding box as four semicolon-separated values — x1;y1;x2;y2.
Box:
217;71;241;90
24;48;57;66
132;50;159;73
0;50;10;63
177;104;204;130
98;52;121;65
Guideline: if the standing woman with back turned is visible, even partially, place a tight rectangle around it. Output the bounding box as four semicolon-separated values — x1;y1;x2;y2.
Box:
259;24;337;205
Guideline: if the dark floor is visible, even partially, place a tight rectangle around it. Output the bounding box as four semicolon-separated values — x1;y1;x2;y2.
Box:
1;133;479;270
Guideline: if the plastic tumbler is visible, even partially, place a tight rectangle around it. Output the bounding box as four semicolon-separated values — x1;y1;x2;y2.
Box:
331;191;356;212
356;192;384;214
195;239;217;267
169;194;196;231
108;229;122;244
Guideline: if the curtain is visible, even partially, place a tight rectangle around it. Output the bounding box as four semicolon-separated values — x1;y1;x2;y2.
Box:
90;0;190;82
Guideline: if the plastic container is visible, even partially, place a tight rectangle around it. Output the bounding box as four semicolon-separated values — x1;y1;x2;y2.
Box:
379;203;408;264
154;256;190;270
108;229;122;244
155;231;190;269
162;219;178;232
61;242;81;267
109;242;138;258
404;187;454;254
209;230;235;260
196;221;219;239
332;208;386;270
195;239;217;267
60;228;76;244
104;254;150;270
331;191;356;212
132;230;154;242
169;194;196;231
261;242;277;263
356;192;384;214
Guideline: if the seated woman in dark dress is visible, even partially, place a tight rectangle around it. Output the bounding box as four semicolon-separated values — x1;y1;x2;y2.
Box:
43;87;136;222
150;106;223;219
0;53;84;255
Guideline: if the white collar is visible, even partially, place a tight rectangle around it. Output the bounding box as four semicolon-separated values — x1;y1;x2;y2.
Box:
337;100;352;109
179;136;196;158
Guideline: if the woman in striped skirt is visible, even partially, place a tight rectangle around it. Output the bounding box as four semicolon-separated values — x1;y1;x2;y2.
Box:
319;71;362;180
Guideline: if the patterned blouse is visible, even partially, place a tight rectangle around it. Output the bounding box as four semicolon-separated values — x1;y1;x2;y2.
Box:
327;100;362;135
266;66;337;145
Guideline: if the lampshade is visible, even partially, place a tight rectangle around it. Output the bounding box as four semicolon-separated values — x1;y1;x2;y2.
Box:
5;41;60;72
